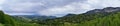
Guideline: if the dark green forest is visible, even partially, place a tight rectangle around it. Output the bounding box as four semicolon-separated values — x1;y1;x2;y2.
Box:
1;7;120;26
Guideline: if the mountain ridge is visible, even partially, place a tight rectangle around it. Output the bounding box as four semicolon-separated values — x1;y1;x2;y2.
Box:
85;7;120;14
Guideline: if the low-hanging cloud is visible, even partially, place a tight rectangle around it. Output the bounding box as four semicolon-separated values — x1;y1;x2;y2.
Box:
38;2;94;16
1;0;120;17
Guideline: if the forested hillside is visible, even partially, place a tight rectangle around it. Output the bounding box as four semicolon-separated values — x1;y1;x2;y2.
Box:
37;7;120;26
0;10;40;26
0;10;16;26
1;7;120;26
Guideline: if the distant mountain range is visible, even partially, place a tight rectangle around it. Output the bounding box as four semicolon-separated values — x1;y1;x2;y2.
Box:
86;7;120;14
12;15;57;21
11;7;120;21
43;7;120;24
63;7;120;17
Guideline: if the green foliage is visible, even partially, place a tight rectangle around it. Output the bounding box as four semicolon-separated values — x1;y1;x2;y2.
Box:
0;10;43;26
0;11;16;26
80;13;120;26
70;12;120;26
0;11;5;24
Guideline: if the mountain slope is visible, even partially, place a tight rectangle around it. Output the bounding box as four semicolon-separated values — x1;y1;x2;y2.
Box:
79;12;120;26
38;7;120;26
0;10;16;26
0;10;40;26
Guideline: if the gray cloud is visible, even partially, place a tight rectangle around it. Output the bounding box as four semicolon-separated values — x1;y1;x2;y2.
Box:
2;0;84;16
1;0;120;17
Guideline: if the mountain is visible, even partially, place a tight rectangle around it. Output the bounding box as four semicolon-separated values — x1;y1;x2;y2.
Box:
12;15;57;21
37;7;120;26
86;7;120;14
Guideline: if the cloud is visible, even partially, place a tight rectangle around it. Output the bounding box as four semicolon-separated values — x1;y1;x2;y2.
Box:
0;0;5;10
86;0;120;8
2;0;84;16
0;7;2;10
1;0;120;17
0;0;5;4
2;1;45;12
38;0;120;16
6;13;35;15
38;2;94;16
2;0;82;12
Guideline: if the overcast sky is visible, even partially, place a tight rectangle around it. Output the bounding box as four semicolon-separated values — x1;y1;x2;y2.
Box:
0;0;120;17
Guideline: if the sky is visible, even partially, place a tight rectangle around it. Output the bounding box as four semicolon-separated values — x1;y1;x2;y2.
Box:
0;0;120;17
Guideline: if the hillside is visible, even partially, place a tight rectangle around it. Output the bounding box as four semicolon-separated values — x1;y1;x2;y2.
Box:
79;12;120;26
0;10;16;26
1;7;120;26
37;7;120;26
0;10;40;26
